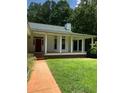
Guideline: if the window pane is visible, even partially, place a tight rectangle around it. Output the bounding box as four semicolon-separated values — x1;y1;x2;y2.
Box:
54;37;57;49
85;39;91;51
73;40;77;51
79;40;82;51
62;39;65;49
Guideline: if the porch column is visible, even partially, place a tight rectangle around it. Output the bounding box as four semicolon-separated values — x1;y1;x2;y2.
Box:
71;36;73;53
45;34;47;54
59;35;62;53
91;37;94;48
82;39;85;52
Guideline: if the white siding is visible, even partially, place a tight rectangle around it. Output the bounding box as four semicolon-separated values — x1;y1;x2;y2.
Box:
47;35;71;53
47;35;54;52
47;35;60;52
27;31;88;54
27;36;34;52
62;36;69;52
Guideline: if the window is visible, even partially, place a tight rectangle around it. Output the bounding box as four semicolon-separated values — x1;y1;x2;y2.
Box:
85;39;91;51
79;40;82;51
73;40;82;51
54;36;57;49
73;40;77;51
62;36;65;49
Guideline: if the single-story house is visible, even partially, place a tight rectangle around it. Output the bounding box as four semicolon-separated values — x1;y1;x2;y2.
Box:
27;22;96;56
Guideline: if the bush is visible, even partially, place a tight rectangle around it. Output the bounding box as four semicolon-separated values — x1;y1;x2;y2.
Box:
87;47;97;58
27;54;36;80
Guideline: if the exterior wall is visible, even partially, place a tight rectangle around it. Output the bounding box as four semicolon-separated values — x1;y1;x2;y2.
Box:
47;35;86;53
27;32;46;53
27;31;90;54
72;37;85;52
27;36;34;53
47;35;71;53
27;25;33;53
28;23;96;55
33;34;45;52
68;36;71;52
47;35;60;52
47;35;56;52
62;36;69;52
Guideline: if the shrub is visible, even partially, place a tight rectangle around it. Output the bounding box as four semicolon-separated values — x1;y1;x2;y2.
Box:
87;47;97;58
27;54;36;80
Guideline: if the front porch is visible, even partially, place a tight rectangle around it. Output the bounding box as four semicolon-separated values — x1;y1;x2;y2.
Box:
31;32;95;56
28;22;96;56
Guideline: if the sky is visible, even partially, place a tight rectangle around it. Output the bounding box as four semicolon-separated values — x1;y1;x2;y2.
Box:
27;0;81;9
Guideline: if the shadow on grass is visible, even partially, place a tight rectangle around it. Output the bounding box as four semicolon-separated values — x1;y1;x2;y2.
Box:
34;53;97;60
35;54;89;60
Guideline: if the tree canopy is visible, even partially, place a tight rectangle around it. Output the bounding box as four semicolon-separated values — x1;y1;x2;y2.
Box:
70;4;97;35
49;0;72;26
41;0;56;24
27;1;56;23
27;2;41;23
27;0;97;35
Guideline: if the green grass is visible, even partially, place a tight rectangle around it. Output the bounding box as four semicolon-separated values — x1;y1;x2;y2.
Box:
47;58;97;93
27;53;36;81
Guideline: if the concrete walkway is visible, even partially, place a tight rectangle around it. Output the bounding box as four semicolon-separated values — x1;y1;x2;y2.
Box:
27;60;61;93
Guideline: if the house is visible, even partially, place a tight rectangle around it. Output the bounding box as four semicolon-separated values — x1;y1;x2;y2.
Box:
27;22;96;56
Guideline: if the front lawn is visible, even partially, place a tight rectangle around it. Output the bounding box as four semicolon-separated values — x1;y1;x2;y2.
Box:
47;58;97;93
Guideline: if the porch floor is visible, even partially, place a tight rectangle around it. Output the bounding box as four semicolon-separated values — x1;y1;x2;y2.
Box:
45;52;87;56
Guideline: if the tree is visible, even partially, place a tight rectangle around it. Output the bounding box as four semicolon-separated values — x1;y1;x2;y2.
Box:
49;0;72;26
80;0;97;5
41;0;56;24
28;0;72;26
71;4;97;35
27;0;97;35
27;0;56;23
27;2;42;23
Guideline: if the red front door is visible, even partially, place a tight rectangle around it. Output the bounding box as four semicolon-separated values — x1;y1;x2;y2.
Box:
35;39;41;52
